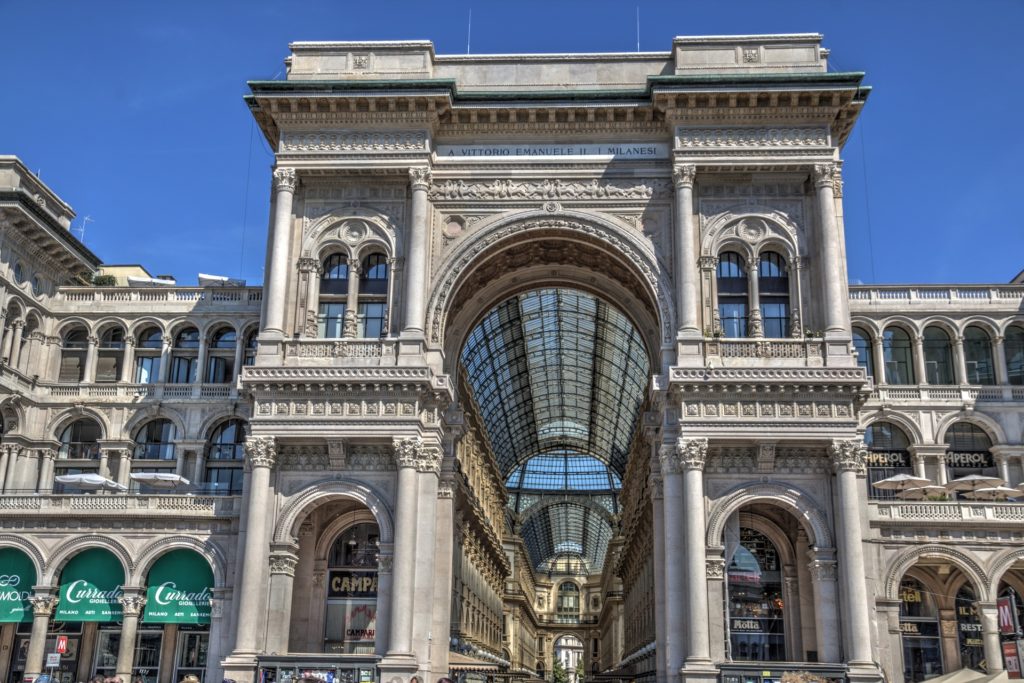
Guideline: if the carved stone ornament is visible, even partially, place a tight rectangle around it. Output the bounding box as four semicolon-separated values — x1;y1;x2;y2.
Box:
658;444;683;475
118;594;147;617
377;554;394;573
297;257;320;273
808;559;838;581
244;436;278;470
408;166;432;190
706;558;726;579
812;163;837;190
393;437;443;474
428;178;669;201
672;163;697;189
269;552;299;577
29;594;58;616
678;437;709;470
829;439;867;474
273;167;298;192
698;255;719;270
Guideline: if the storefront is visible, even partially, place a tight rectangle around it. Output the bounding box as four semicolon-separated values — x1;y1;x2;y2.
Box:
727;529;785;662
142;549;213;683
324;523;379;655
955;585;984;670
1;548;36;683
900;579;943;682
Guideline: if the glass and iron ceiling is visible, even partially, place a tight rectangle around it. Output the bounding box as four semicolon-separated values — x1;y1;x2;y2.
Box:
459;288;650;574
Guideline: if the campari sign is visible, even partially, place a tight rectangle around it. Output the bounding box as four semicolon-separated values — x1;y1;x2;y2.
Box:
144;550;213;625
56;549;124;622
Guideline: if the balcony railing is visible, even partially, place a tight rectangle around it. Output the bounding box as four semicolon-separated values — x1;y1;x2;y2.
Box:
282;338;398;363
54;286;263;308
39;382;239;401
703;338;825;366
867;384;1024;403
870;500;1024;524
849;284;1024;308
0;493;241;516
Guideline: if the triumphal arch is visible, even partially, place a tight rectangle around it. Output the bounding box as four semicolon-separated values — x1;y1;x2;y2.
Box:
6;32;1024;683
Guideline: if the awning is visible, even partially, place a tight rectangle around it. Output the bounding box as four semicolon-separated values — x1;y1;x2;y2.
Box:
449;652;503;672
0;548;36;622
130;472;191;490
54;473;127;491
55;548;125;622
144;549;213;624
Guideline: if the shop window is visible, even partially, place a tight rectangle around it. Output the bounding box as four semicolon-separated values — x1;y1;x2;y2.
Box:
955;584;984;670
865;422;913;500
324;522;380;654
923;327;954;385
883;327;916;385
944;423;995;484
728;528;785;661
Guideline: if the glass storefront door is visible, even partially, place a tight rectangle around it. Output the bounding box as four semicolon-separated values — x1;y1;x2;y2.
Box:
8;623;81;683
900;579;943;682
94;629;162;683
174;629;209;683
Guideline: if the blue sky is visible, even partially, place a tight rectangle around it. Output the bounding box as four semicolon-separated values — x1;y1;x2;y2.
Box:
4;0;1022;285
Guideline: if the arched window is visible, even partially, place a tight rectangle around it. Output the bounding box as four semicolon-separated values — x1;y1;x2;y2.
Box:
135;327;163;383
944;423;995;483
58;419;101;459
58;327;89;382
899;577;942;682
556;582;580;623
170;327;199;383
357;253;388;338
204;419;246;494
243;329;258;366
717;252;748;338
95;327;125;383
852;328;874;379
325;522;380;654
883;327;915;385
758;252;789;338
1007;325;1024;386
13;263;24;284
321;254;349;287
865;422;913;499
318;253;349;339
963;326;995;385
134;419;176;460
728;528;785;661
205;327;236;383
922;327;954;385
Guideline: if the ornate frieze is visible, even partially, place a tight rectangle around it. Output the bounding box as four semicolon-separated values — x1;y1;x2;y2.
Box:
244;436;278;470
255;397;419;420
676;126;830;149
428;178;671;202
681;398;854;421
277;445;329;471
280;130;428;154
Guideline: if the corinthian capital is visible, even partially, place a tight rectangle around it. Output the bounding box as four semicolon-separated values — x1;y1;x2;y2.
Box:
408;166;432;190
118;594;147;617
672;163;697;189
812;163;837;189
393;436;443;474
244;436;278;470
272;167;297;192
678;437;709;470
829;438;867;473
269;552;299;576
29;594;58;616
296;257;320;274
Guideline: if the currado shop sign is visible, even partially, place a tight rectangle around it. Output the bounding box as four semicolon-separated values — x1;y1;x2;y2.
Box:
56;549;124;622
0;549;36;623
144;550;213;625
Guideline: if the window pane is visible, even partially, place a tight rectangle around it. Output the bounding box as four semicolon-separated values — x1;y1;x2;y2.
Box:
719;303;747;338
759;301;789;338
883;328;915;385
135;356;160;384
170;357;195;383
1007;327;1024;385
357;302;386;338
853;329;874;378
205;356;233;384
964;327;994;385
318;302;346;338
923;328;954;385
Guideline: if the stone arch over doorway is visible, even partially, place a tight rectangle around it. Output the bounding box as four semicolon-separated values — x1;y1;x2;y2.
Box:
706;481;834;549
274;477;395;545
882;544;988;602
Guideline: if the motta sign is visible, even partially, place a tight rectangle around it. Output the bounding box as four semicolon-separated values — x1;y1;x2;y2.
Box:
143;550;213;625
435;142;670;160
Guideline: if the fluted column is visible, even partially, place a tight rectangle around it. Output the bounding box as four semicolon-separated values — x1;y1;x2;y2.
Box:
679;438;711;666
266;548;299;654
344;258;362;338
24;592;58;679
115;591;147;683
402;167;431;337
119;337;136;383
658;444;685;679
830;439;874;666
977;602;1004;673
808;551;841;662
812;164;850;337
263;168;297;337
673;163;700;337
232;436;277;655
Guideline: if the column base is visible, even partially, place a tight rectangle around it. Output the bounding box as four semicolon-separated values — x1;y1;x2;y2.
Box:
679;661;718;683
846;662;883;683
379;653;419;683
221;653;260;683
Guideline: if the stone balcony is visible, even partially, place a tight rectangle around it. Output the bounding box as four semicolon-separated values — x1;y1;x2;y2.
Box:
869;500;1024;526
849;284;1024;311
281;338;399;365
50;286;263;314
702;337;826;367
39;382;241;401
0;493;241;518
866;384;1024;404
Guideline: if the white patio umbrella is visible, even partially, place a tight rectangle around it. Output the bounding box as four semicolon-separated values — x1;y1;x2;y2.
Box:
53;473;127;492
944;474;1006;493
129;472;190;490
962;486;1020;501
872;473;931;492
896;485;949;500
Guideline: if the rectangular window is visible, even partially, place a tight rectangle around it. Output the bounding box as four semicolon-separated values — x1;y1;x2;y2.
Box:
135;356;160;384
204;466;243;495
170;356;196;383
58;353;84;382
205;356;234;384
357;302;386;338
759;301;789;338
318;302;346;338
95;353;121;382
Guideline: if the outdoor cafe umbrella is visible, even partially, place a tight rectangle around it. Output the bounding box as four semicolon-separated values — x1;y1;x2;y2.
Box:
945;474;1006;493
961;486;1020;501
53;473;128;492
129;472;190;490
896;485;949;501
872;473;931;492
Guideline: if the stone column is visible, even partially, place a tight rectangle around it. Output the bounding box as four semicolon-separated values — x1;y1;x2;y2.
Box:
812;164;850;337
830;439;875;666
343;258;362;338
82;334;98;383
649;469;667;683
36;449;56;493
0;311;7;360
194;335;208;384
120;337;136;383
807;552;841;662
429;468;457;674
24;592;57;680
115;592;147;683
297;258;321;338
266;547;299;654
375;552;393;656
113;449;133;487
705;548;727;662
0;445;8;492
679;438;712;668
871;337;887;385
672;163;700;337
953;337;968;384
658;445;685;680
7;321;25;370
994;336;1009;385
231;436;277;656
158;335;172;383
746;258;763;338
977;601;1004;673
263;168;298;337
789;257;806;338
913;336;928;384
402;167;431;337
3;445;21;493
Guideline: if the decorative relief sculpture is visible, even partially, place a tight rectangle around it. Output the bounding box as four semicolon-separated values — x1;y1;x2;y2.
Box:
269;553;299;576
829;438;867;473
672;164;696;189
428;178;670;201
281;130;428;153
408;166;432;190
28;594;58;616
678;437;709;470
393;436;443;474
244;436;278;470
677;127;829;148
